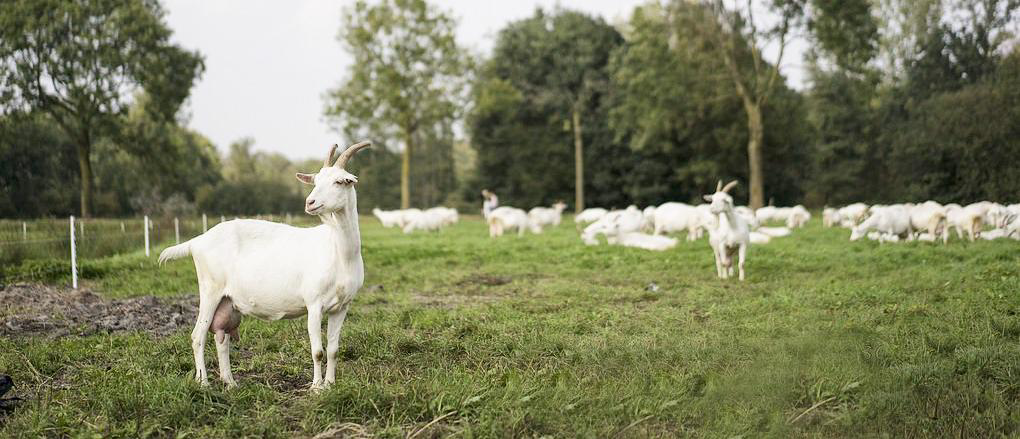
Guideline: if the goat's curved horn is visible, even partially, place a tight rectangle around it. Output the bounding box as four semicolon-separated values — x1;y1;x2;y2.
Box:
334;140;372;169
722;180;738;193
323;144;339;167
716;180;723;192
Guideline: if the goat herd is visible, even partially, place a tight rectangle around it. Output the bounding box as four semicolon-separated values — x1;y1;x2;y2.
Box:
374;186;1020;282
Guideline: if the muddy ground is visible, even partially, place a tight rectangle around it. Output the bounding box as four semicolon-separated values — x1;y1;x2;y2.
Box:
0;284;197;338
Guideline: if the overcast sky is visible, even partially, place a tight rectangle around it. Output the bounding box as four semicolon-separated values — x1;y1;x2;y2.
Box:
163;0;803;161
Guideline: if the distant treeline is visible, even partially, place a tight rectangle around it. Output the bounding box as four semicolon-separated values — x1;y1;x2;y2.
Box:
2;0;1019;218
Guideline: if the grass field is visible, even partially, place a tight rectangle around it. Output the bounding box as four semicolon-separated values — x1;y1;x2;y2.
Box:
3;215;1020;437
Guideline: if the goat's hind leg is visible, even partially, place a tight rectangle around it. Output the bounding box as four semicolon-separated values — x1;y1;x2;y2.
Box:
212;297;241;387
191;293;220;386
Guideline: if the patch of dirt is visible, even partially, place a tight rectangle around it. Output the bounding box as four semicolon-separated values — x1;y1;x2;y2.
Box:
410;291;502;309
455;273;512;287
0;284;197;338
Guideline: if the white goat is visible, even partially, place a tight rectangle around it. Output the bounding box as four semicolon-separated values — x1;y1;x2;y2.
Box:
402;207;458;233
838;203;870;227
528;201;567;233
786;205;811;228
372;208;403;228
946;203;983;242
488;206;530;237
574;208;608;226
908;202;947;244
703;180;750;280
581;207;643;245
850;205;912;243
607;222;678;251
653;202;702;241
822;207;839;227
158;141;371;390
641;206;657;232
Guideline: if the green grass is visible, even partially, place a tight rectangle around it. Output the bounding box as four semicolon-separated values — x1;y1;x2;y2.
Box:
3;216;1020;437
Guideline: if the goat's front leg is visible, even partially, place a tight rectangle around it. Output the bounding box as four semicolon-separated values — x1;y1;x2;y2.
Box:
306;305;325;390
191;296;219;386
712;246;724;278
324;303;351;387
737;244;747;281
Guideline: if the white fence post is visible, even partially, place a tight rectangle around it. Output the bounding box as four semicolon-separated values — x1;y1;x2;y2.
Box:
174;217;180;244
22;222;27;241
220;215;225;223
70;216;78;289
144;215;150;257
121;222;125;233
202;213;208;232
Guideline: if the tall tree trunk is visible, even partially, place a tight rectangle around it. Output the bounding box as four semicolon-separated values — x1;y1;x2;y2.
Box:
744;101;765;209
401;130;412;209
572;107;584;214
76;141;93;217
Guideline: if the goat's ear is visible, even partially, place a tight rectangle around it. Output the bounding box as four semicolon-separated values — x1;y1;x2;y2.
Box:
295;172;315;185
703;195;713;202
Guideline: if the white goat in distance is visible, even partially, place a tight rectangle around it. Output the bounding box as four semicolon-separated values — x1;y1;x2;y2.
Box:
159;141;371;391
703;180;750;281
528;201;567;233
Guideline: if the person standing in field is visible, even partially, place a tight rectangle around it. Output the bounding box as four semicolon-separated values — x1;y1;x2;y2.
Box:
481;189;498;219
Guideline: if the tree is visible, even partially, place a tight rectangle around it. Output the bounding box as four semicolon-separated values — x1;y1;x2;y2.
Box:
690;0;876;208
0;0;204;217
610;3;811;205
325;0;470;209
692;0;802;209
469;9;622;210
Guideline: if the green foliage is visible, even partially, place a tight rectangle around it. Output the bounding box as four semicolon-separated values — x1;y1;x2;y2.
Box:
0;113;78;217
325;0;470;208
0;0;205;216
469;9;625;208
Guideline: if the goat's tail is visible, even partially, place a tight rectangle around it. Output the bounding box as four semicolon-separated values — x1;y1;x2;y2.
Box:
970;215;983;239
158;242;192;266
928;211;946;237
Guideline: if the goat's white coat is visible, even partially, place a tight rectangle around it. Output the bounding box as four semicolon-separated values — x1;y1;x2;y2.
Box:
488;206;531;237
851;205;911;242
581;207;643;245
528;202;567;233
574;208;608;225
653;202;702;241
159;142;370;390
703;182;750;280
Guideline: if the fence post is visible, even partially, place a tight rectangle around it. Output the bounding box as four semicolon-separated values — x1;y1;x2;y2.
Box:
70;216;78;289
202;213;208;232
22;222;27;241
174;217;180;244
220;215;225;223
121;222;125;233
144;215;150;257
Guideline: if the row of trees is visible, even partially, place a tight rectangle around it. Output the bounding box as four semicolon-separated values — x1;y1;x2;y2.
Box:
2;0;1019;218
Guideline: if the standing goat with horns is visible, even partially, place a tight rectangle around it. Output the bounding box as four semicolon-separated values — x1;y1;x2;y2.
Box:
703;180;751;281
159;141;371;390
